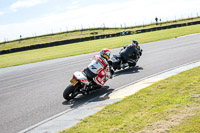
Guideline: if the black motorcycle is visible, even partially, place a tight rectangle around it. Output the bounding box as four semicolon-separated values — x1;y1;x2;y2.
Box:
111;46;143;70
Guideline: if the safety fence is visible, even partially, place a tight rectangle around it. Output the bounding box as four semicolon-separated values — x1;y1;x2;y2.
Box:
0;21;200;55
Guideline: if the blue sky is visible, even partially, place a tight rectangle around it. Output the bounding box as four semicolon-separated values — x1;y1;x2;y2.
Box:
0;0;200;42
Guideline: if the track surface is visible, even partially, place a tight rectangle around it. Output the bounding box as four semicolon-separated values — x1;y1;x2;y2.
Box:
0;34;200;133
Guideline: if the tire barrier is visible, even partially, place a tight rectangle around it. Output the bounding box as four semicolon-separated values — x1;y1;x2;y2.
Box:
121;31;132;35
1;21;200;55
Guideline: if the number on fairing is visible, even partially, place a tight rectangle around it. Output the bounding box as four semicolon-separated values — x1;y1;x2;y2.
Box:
91;65;97;69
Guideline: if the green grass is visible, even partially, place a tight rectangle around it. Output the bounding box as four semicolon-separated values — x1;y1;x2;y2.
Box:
0;24;200;68
61;66;200;133
169;113;200;133
0;17;200;51
0;28;123;51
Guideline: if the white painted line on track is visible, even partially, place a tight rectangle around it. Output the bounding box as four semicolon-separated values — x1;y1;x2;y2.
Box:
18;60;200;133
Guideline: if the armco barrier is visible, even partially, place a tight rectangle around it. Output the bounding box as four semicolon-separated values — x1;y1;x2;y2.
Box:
1;20;200;55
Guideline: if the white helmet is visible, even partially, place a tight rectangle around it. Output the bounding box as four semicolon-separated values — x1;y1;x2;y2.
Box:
100;48;111;60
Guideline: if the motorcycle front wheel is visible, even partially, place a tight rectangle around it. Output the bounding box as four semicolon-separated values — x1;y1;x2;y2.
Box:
63;83;80;101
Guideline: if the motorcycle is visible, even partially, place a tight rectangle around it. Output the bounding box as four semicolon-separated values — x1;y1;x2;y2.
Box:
111;46;143;70
63;67;113;101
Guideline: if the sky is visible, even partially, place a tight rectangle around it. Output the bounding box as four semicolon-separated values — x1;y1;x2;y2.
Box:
0;0;200;42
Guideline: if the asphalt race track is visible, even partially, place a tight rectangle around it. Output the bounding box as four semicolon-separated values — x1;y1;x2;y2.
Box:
0;33;200;133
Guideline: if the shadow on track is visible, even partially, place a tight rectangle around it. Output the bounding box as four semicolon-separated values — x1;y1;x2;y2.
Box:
62;86;114;108
114;66;143;76
62;66;143;108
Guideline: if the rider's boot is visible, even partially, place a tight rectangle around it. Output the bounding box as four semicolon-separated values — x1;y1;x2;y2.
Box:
123;63;128;67
121;62;128;69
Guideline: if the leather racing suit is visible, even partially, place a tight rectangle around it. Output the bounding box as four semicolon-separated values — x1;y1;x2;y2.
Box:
83;55;112;86
120;44;140;64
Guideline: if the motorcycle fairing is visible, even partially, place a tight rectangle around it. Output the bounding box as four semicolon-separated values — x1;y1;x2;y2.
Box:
73;71;90;85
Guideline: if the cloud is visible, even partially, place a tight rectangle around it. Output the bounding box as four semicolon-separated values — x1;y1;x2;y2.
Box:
67;1;79;10
10;0;48;10
67;5;79;10
0;11;5;16
72;1;79;5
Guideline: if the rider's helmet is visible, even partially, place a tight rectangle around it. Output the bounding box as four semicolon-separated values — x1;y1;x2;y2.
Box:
100;48;111;60
131;40;139;46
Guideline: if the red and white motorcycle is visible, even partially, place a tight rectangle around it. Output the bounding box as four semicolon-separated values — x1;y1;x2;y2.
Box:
63;67;113;101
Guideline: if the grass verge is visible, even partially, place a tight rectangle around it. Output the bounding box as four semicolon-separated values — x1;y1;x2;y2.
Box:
0;24;200;68
61;66;200;133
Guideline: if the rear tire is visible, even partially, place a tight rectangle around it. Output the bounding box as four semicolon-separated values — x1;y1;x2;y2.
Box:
63;83;78;101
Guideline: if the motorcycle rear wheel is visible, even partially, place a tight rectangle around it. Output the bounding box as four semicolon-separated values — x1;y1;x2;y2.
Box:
63;83;79;101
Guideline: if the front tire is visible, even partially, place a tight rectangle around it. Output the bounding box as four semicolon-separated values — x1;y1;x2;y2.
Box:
63;83;79;101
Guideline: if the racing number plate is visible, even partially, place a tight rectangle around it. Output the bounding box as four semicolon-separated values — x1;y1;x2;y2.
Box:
70;78;78;86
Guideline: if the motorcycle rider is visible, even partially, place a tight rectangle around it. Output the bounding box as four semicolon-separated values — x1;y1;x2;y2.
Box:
119;40;141;68
83;48;113;89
